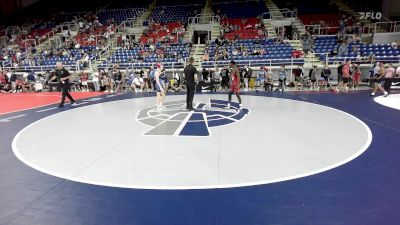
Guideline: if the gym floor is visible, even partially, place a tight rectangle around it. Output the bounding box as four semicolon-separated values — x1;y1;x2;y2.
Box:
0;90;399;225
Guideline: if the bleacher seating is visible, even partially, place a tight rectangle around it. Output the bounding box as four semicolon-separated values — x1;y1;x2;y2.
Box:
314;36;400;63
221;18;266;40
99;43;190;69
13;28;55;48
2;0;398;74
149;5;202;23
213;0;268;18
157;0;202;6
299;13;342;35
74;24;115;46
98;8;145;24
202;39;304;67
276;0;340;35
19;47;98;71
299;14;339;27
274;0;338;15
140;22;184;44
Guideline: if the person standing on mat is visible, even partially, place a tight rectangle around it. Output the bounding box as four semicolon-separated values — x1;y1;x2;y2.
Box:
226;61;242;109
184;57;197;110
382;63;395;97
154;63;166;111
51;62;76;108
370;63;388;97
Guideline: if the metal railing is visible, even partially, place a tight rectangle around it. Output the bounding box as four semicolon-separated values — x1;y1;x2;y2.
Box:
3;53;400;73
262;8;297;20
97;61;184;72
117;18;148;32
91;42;114;68
37;27;59;44
202;58;305;68
60;22;79;33
20;38;37;48
4;26;21;36
304;25;341;35
367;21;400;33
188;14;220;25
312;52;400;65
303;24;385;35
2;63;82;72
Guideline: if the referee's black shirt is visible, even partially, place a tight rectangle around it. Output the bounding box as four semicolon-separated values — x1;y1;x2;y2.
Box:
184;64;197;85
55;68;70;83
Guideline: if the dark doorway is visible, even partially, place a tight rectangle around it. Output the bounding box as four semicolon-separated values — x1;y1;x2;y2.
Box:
193;31;209;44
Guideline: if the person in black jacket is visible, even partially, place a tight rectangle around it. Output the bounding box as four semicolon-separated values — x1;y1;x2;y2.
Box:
337;61;344;89
50;62;76;108
220;66;230;91
184;57;197;110
244;66;252;91
202;68;209;81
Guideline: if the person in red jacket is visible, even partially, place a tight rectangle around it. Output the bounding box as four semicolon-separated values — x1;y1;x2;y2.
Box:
352;64;362;90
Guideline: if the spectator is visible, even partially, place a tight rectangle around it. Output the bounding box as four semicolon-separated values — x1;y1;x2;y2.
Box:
293;65;304;90
9;72;17;93
257;66;266;86
352;45;360;55
202;68;209;81
396;65;400;77
203;52;209;61
264;68;273;92
339;16;346;33
220;66;230;91
309;65;318;90
243;66;252;91
232;48;239;56
101;71;111;92
131;74;144;92
382;63;395;96
321;64;331;89
92;71;100;91
391;40;399;49
370;63;387;97
80;72;89;91
302;35;313;54
352;64;361;90
338;43;348;55
27;71;36;92
0;83;12;93
114;69;125;94
275;65;286;92
337;60;351;92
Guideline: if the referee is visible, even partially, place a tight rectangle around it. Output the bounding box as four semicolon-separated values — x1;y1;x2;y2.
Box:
184;57;197;110
51;62;76;108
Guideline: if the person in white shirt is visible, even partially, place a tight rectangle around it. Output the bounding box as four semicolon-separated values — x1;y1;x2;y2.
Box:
92;71;100;91
131;74;144;92
391;41;398;49
232;49;238;56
